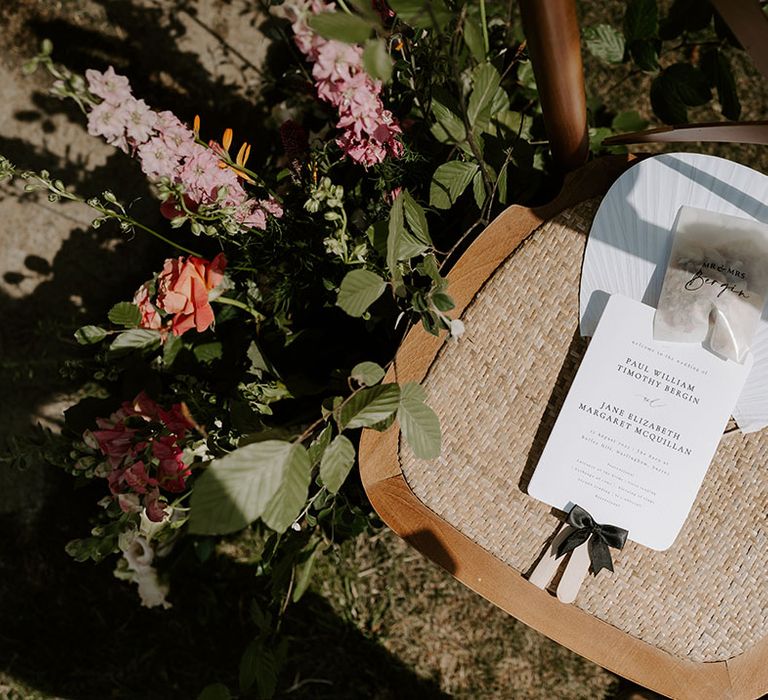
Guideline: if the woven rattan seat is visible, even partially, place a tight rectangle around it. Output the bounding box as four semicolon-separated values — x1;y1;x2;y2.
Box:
360;158;768;700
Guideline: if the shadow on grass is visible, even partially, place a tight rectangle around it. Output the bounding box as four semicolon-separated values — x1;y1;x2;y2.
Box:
0;471;448;700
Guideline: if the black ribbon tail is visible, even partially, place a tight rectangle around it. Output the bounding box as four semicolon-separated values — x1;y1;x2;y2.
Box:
588;535;614;574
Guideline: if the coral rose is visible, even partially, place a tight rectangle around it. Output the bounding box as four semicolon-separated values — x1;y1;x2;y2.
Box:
156;253;227;335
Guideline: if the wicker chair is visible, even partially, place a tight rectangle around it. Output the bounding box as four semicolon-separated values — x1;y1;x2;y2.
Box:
359;2;768;698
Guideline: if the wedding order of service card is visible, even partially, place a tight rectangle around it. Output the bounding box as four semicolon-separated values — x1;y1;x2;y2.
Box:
528;294;751;550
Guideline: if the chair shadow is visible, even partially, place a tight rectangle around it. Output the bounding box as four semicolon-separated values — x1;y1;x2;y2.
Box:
0;470;449;700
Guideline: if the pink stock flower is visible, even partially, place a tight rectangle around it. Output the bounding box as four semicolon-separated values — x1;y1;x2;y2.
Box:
288;0;403;167
86;101;129;152
85;66;132;105
156;253;227;336
121;97;158;145
176;145;245;206
83;67;283;231
137;137;180;180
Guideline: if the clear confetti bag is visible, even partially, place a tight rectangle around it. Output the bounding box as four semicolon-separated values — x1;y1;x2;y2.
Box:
654;206;768;363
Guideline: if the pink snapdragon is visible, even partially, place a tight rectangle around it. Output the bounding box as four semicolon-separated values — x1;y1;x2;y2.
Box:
82;68;281;232
88;392;194;522
288;0;403;167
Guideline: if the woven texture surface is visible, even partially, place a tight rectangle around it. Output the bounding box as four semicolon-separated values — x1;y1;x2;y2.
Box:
399;199;768;663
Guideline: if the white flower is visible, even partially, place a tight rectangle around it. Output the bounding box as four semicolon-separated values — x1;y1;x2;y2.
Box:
117;531;171;609
449;319;465;338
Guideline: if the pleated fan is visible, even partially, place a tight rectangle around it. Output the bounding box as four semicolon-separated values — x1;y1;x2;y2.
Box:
579;152;768;432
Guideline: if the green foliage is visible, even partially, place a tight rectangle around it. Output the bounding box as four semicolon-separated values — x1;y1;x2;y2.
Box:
319;434;356;493
108;328;162;357
363;38;393;83
189;441;303;535
198;683;232;700
584;0;746;127
583;24;625;64
397;382;441;459
107;302;142;327
350;361;386;386
339;384;401;430
74;325;107;344
261;445;312;533
336;269;387;317
430;161;479;209
307;12;373;44
389;0;452;30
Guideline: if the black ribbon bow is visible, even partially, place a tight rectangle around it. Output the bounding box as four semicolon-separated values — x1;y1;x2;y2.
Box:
555;504;628;575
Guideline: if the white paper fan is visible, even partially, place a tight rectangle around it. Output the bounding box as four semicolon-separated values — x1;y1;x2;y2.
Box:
579;152;768;433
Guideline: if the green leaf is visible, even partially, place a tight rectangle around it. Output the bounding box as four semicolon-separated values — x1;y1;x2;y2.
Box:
351;361;385;386
389;0;451;29
468;63;502;129
308;423;333;467
247;647;277;700
397;382;441;459
430;161;479;210
163;332;184;367
623;0;658;42
589;127;613;152
292;543;321;602
430;98;466;145
362;38;393;83
189;440;297;535
387;192;426;271
583;24;625;64
402;190;431;245
666;63;711;106
193;341;223;364
463;17;485;61
517;61;537;92
701;49;741;120
432;291;455;312
472;169;485;209
659;0;690;40
627;38;658;72
197;684;231;700
336;270;387;317
107;302;142;328
492;110;529;140
74;325;107;345
319;434;356;493
239;641;261;692
497;161;508;204
108;329;162;357
611;110;649;133
650;75;686;124
339;383;401;430
261;444;311;533
307;11;373;44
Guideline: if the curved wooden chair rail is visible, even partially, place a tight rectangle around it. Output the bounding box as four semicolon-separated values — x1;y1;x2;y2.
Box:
358;156;768;700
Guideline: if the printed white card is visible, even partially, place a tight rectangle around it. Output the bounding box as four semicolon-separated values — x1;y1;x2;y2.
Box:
528;294;751;550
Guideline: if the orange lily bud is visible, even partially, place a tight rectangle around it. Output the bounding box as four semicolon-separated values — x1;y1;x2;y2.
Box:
222;128;233;152
193;114;201;137
236;142;248;167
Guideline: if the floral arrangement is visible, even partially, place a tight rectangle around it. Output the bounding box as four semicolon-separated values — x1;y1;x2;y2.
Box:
1;0;559;696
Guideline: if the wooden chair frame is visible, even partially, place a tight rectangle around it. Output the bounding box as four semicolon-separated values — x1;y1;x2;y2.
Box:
359;157;768;700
